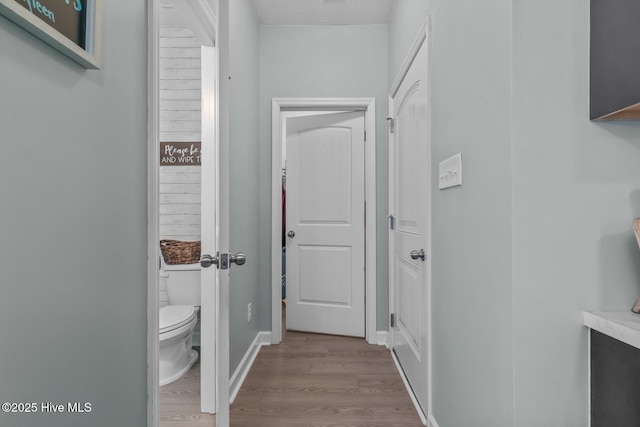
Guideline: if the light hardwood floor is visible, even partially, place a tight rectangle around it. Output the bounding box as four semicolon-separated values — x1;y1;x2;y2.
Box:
161;329;423;426
230;331;423;427
160;350;217;427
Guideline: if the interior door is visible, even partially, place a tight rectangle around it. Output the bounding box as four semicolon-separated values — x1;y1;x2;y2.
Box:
199;0;232;423
389;36;430;414
285;111;366;337
199;42;218;414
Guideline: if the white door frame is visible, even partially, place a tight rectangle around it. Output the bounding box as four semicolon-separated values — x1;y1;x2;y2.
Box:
146;0;219;425
215;0;231;424
146;1;160;424
271;98;377;345
388;17;432;427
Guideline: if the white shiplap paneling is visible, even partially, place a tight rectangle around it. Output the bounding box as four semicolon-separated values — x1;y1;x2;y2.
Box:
160;68;202;80
160;193;201;205
159;132;201;143
159;183;201;194
160;100;201;111
160;110;201;121
159;26;201;242
160;120;201;132
160;79;201;90
160;58;202;70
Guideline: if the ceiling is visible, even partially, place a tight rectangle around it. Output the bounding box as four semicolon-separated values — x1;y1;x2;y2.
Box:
250;0;395;25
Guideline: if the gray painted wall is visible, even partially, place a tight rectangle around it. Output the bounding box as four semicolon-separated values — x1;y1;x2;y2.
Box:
513;0;640;425
0;2;148;427
401;1;515;426
229;0;261;373
257;24;391;331
388;0;429;84
392;1;640;426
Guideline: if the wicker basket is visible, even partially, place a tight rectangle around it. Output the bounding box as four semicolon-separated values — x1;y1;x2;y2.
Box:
160;240;201;265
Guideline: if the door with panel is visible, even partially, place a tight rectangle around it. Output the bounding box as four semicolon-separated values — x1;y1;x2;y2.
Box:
199;1;239;426
389;32;431;416
285;111;366;337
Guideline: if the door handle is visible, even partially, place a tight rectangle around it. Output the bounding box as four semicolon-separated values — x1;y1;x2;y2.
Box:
410;249;426;261
230;252;247;266
200;253;219;268
287;230;295;238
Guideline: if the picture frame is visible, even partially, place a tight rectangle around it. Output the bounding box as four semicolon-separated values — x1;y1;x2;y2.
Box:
0;0;102;69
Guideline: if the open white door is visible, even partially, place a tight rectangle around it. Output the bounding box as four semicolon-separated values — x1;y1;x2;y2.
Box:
205;5;247;424
202;1;231;425
199;42;218;414
389;19;431;423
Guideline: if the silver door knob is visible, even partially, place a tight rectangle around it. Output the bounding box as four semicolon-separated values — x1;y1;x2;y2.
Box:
230;252;246;266
200;253;219;268
410;249;426;261
287;230;295;238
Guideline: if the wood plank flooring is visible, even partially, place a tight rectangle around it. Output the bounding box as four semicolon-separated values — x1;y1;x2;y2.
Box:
160;351;217;427
160;329;423;426
230;332;423;427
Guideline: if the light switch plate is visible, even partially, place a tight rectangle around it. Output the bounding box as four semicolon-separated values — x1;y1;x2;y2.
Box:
439;153;462;190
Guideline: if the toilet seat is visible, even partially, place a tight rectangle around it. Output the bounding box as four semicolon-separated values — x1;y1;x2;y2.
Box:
160;305;196;334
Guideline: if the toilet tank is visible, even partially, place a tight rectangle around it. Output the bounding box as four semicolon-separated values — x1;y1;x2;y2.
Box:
161;262;201;306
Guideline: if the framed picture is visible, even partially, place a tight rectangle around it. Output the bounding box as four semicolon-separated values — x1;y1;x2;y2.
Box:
0;0;102;69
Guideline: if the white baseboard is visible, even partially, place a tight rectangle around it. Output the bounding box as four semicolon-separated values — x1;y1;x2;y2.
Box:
376;330;389;347
390;350;428;426
428;414;440;427
229;331;271;404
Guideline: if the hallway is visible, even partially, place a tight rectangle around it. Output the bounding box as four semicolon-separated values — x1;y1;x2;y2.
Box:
159;329;423;426
230;331;422;427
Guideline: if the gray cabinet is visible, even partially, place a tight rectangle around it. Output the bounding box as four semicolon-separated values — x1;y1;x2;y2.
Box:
590;0;640;120
591;330;640;426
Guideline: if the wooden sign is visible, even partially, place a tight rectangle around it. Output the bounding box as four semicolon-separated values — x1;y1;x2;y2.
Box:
14;0;87;47
0;0;101;68
160;142;202;166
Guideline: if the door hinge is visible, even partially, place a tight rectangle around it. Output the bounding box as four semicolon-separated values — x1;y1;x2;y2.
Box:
389;214;395;230
386;116;395;134
390;313;395;328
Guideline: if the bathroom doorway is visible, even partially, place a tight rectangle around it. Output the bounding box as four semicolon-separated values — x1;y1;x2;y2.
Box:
148;0;223;426
157;2;210;424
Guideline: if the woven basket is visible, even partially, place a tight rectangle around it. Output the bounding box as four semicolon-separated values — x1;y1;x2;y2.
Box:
160;240;201;265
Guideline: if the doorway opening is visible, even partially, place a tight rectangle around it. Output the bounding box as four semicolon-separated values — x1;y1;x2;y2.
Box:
270;98;378;345
148;0;219;426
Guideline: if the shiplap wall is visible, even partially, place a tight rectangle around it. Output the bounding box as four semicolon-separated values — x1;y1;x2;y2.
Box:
159;26;202;241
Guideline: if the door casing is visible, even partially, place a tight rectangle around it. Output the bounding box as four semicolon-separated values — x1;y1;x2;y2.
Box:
270;98;377;345
147;2;160;425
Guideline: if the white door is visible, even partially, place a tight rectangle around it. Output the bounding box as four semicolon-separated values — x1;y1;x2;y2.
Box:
199;44;218;414
201;1;231;425
285;111;366;337
389;34;430;415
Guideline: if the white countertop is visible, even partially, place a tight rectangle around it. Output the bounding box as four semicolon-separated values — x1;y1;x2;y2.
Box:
583;310;640;350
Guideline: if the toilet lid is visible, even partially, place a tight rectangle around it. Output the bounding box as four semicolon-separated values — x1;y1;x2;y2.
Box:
159;305;196;333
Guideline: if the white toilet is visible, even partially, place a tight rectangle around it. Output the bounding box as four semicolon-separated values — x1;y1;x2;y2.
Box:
159;261;201;386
